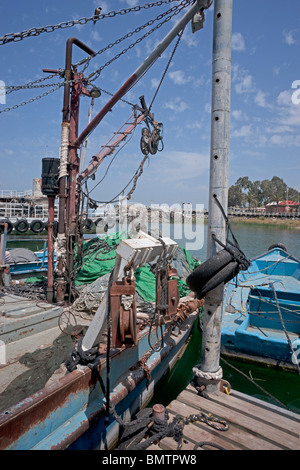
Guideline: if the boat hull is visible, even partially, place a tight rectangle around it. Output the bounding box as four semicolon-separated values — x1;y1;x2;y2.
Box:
0;311;197;450
221;247;300;370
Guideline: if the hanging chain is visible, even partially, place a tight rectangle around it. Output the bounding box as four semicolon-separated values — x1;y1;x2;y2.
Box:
4;72;63;95
0;1;192;114
83;0;192;83
0;84;62;114
0;0;187;46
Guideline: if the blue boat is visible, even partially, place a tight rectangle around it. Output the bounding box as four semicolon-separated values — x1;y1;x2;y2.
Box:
8;246;50;280
221;245;300;371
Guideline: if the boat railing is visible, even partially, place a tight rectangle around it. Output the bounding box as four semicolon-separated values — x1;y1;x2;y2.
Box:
0;203;58;220
0;190;33;198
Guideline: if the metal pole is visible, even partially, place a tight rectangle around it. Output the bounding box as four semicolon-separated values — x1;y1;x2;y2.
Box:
56;38;95;304
47;196;55;303
194;0;232;394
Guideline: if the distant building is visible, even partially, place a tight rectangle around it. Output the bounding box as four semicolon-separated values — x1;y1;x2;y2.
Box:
265;200;299;214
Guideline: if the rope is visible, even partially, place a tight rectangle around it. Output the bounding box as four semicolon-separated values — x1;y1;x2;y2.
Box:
64;337;99;372
212;194;251;271
117;407;228;450
269;282;300;374
149;28;184;112
220;356;289;409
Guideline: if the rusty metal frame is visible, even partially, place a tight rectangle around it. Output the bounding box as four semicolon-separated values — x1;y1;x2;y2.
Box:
110;278;137;348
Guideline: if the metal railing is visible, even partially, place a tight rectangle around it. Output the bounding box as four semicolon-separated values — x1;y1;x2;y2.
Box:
0;202;58;220
0;190;33;198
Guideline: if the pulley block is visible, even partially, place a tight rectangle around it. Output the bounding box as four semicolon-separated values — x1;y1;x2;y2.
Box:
110;277;137;348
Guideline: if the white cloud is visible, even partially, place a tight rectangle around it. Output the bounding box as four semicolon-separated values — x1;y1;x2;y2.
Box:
276;89;300;127
147;150;209;183
186;120;203;130
91;31;102;42
283;30;297;45
232;33;246;51
231;125;252;138
235;74;253;94
204;103;211;114
232;65;254;94
163;97;189;113
270;134;300;146
277;90;292;106
254;89;270;108
151;78;160;89
232;109;248;121
168;70;191;85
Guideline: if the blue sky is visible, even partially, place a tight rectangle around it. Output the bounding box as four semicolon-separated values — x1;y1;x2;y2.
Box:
0;0;300;208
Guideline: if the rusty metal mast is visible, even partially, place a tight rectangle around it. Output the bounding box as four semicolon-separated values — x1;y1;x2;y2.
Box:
53;0;213;304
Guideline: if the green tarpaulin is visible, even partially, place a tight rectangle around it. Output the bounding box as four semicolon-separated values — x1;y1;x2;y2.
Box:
74;233;200;302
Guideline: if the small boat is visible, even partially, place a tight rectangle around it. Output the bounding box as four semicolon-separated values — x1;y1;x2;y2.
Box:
221;244;300;371
7;245;50;280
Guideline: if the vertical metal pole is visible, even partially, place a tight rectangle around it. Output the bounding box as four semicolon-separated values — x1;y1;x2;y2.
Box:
66;72;82;298
194;0;232;394
56;38;95;304
47;196;55;303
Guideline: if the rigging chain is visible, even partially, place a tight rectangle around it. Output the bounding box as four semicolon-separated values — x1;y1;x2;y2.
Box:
0;0;188;46
3;1;190;94
0;1;191;114
81;17;185;206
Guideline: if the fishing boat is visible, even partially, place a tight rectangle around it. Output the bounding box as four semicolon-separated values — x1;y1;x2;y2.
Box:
0;0;213;450
7;245;49;280
221;244;300;371
0;230;202;450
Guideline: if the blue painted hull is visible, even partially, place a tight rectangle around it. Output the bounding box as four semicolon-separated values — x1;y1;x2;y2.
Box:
9;252;52;277
0;310;197;450
221;247;300;369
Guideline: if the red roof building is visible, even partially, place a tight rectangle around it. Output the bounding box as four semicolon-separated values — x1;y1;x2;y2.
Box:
265;200;299;214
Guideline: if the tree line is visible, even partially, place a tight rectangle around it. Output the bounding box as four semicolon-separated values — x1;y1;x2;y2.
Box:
228;176;300;209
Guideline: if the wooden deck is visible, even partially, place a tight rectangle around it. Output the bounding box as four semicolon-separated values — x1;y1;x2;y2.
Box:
148;384;300;451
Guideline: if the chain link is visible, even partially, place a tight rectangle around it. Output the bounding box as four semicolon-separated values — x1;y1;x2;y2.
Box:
1;0;192;114
0;84;62;114
77;2;189;75
4;71;63;95
85;0;191;83
2;3;185;95
0;0;185;46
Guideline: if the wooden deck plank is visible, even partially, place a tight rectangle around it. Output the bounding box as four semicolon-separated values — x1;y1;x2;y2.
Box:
177;389;300;449
167;399;280;450
186;384;300;437
159;436;197;451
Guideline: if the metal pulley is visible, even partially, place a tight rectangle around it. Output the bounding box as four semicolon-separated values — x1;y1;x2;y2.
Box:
140;127;150;155
110;277;137;348
149;121;164;155
140;121;164;155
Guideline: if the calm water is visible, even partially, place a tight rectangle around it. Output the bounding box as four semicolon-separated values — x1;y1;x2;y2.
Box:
7;222;300;413
161;220;300;262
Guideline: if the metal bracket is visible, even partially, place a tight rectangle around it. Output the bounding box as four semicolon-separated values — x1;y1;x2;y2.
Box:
110;277;137;348
81;231;178;351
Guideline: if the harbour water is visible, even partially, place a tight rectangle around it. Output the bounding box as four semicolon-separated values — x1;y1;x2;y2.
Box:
6;220;300;414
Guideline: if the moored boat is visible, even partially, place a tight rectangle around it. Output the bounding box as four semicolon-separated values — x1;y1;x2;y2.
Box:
0;230;203;450
221;245;300;371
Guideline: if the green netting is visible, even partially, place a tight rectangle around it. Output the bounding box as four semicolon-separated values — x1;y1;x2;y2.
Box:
74;233;200;302
74;232;126;286
25;275;46;284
